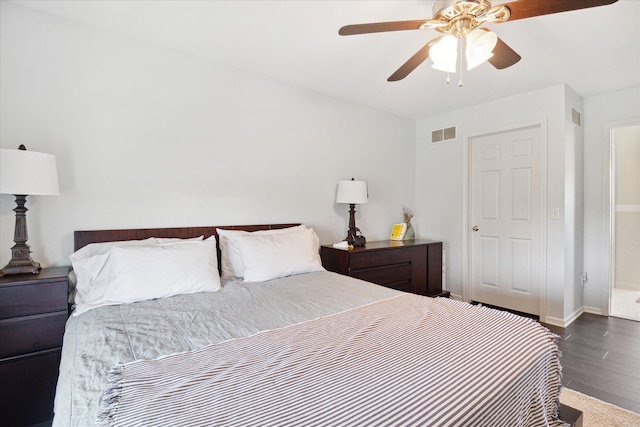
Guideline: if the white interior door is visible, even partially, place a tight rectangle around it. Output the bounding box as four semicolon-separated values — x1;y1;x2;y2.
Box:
470;125;543;315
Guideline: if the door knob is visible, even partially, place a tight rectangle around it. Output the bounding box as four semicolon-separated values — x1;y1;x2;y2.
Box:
472;225;479;232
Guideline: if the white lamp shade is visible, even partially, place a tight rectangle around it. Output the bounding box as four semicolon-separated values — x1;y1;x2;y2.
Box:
465;28;497;70
0;148;60;195
431;35;458;73
336;180;368;204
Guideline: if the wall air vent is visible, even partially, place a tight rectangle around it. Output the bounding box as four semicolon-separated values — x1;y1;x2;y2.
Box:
571;107;582;128
431;126;457;143
431;129;443;143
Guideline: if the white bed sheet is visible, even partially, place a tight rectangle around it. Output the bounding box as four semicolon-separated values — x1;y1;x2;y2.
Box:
53;271;402;426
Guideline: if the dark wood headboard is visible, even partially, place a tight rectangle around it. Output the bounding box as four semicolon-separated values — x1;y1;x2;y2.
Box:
74;223;300;251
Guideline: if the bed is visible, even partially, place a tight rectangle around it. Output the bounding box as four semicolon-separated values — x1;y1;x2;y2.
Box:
53;223;570;426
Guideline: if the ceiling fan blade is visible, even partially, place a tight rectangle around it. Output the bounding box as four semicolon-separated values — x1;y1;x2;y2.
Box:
488;37;521;70
387;38;442;82
339;20;429;36
502;0;618;22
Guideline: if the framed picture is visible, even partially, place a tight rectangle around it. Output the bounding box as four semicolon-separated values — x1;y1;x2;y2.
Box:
389;223;407;241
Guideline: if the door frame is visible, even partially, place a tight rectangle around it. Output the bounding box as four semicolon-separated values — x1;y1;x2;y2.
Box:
604;118;640;317
462;119;548;321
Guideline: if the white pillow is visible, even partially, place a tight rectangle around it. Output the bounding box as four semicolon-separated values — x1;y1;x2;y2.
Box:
72;240;220;316
67;270;78;305
216;225;307;278
71;237;203;263
234;228;324;282
70;238;158;305
70;237;157;264
69;236;207;303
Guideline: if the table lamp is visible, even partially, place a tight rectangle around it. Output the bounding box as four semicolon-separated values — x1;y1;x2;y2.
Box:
336;178;368;246
0;145;59;276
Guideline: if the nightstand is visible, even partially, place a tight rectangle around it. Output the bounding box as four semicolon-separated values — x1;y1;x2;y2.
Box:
321;240;445;297
0;266;69;427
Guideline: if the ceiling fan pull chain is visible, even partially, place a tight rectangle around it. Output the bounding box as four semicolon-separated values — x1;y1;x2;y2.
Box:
459;36;464;87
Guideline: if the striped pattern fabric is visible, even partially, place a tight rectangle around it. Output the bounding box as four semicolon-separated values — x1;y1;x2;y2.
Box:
96;294;566;427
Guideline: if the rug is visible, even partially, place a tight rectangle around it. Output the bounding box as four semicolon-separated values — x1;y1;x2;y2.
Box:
560;388;640;427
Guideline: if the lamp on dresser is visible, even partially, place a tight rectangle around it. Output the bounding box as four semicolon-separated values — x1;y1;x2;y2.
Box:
336;177;368;246
0;145;59;276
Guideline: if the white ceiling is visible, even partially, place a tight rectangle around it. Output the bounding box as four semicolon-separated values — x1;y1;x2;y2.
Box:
12;0;640;119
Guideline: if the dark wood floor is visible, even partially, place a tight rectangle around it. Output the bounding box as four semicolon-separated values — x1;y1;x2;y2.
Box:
544;313;640;414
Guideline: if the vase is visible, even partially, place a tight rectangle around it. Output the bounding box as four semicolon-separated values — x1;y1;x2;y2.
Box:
403;222;415;240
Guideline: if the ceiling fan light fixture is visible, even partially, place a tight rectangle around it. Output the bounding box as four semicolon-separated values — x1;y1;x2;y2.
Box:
339;0;619;82
430;35;457;72
466;51;493;70
465;28;497;70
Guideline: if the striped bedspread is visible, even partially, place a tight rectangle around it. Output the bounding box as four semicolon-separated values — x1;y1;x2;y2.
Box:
96;294;566;427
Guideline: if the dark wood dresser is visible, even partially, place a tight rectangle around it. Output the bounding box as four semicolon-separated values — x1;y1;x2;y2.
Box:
320;239;448;297
0;266;69;426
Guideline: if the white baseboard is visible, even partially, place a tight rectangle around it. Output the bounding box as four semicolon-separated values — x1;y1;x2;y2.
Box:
543;316;565;327
446;297;600;328
449;292;463;301
543;306;585;328
583;305;602;315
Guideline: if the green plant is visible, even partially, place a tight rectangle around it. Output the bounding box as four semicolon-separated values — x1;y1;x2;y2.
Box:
402;206;414;224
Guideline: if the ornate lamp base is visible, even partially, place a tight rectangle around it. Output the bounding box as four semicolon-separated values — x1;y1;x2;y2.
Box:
0;249;41;276
0;194;41;277
343;203;357;245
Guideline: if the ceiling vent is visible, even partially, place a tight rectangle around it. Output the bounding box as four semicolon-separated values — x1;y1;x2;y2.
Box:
431;126;457;143
571;107;582;128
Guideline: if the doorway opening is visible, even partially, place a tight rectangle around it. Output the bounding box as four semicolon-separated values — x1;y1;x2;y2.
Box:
609;123;640;321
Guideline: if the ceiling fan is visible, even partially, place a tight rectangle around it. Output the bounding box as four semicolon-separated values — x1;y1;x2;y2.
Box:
339;0;619;85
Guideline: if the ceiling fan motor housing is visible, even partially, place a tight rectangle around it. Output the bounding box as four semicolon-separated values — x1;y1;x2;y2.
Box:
428;0;510;37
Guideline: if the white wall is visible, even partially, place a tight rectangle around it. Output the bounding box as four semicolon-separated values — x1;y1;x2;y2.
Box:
415;84;584;324
563;86;585;322
0;2;416;268
583;87;640;314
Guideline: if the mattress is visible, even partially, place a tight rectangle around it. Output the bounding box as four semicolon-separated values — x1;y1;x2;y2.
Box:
53;271;566;426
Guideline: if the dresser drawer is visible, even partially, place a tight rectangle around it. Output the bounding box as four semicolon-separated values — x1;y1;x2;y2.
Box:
0;348;61;426
0;280;67;319
350;247;416;270
320;240;443;297
351;263;411;286
0;311;67;358
0;267;69;426
352;271;411;292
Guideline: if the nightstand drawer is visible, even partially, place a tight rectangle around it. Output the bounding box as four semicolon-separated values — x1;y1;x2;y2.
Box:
351;263;411;286
0;348;61;426
350;248;415;270
0;280;68;319
0;311;67;358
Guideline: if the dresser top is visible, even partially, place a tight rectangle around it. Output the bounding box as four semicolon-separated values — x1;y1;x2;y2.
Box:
322;239;441;253
0;266;70;286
